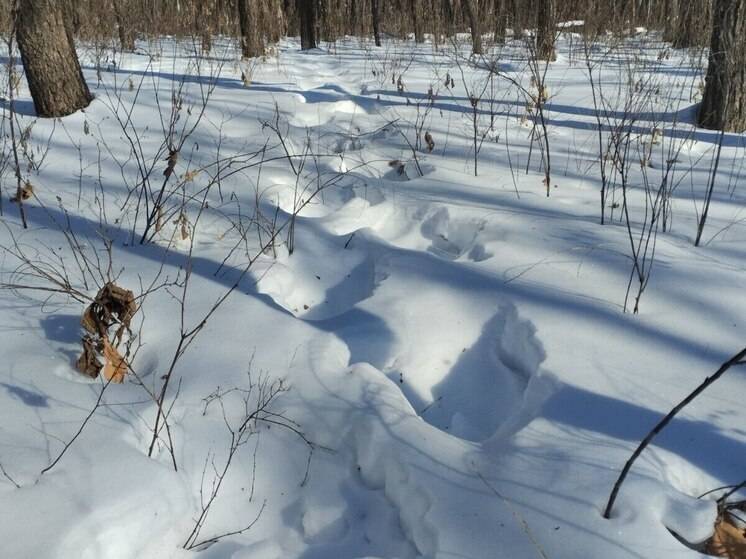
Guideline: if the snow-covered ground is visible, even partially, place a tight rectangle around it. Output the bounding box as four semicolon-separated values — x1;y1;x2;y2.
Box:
0;32;744;558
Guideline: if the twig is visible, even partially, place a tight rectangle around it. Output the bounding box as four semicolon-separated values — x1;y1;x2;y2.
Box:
604;346;746;518
476;469;550;559
189;500;266;551
718;479;746;507
40;376;114;476
0;460;20;488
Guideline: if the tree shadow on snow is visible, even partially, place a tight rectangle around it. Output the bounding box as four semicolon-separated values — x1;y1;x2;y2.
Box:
0;97;37;117
0;382;49;408
542;382;746;485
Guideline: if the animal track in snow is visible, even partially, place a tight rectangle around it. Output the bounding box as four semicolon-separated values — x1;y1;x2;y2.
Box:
412;304;547;442
347;371;440;558
420;207;493;262
382;161;436;182
253;248;378;322
289;98;368;128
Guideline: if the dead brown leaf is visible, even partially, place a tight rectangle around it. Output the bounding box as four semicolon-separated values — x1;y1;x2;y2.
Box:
102;339;128;384
424;131;435;153
10;181;34;203
706;513;746;558
76;335;102;378
76;282;136;383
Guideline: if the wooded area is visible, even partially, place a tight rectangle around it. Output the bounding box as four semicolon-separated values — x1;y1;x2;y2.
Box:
2;0;743;130
1;2;745;557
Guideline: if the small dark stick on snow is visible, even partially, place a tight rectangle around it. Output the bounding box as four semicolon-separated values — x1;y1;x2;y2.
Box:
163;149;178;178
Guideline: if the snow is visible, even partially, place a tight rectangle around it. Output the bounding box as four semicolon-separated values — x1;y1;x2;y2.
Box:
1;31;744;558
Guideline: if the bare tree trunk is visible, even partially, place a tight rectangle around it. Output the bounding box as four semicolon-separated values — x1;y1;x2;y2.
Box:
238;0;263;57
15;0;93;118
462;0;483;54
349;0;359;36
672;0;711;48
259;0;280;43
113;0;136;51
410;0;424;42
494;0;506;43
319;0;336;42
663;0;679;42
196;1;212;53
65;0;82;35
536;0;556;60
512;0;529;37
371;0;382;46
269;0;287;42
297;0;317;49
442;0;456;37
698;0;746;132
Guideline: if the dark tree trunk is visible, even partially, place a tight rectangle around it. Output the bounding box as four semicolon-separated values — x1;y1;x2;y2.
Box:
196;2;212;54
113;0;136;52
442;0;456;37
536;0;556;61
494;0;506;43
672;0;711;48
65;0;81;35
260;0;284;44
319;0;336;42
663;0;679;42
371;0;382;46
349;0;358;36
15;0;93;118
238;0;263;57
462;0;483;54
410;0;424;42
297;0;317;49
216;0;226;34
269;0;286;43
698;0;746;132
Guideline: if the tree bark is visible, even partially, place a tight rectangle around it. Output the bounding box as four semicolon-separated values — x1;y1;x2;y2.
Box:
698;0;746;132
349;0;359;37
462;0;483;54
663;0;679;42
15;0;93;118
297;0;317;49
195;1;212;54
410;0;424;43
65;0;81;35
672;0;711;48
442;0;456;37
319;0;336;42
494;0;506;43
371;0;382;46
113;0;136;52
269;0;286;43
536;0;556;61
238;0;263;57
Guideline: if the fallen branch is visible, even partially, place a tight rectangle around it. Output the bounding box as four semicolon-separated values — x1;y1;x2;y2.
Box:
604;346;746;519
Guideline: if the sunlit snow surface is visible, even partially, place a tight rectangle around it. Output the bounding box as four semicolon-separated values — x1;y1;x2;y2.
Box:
1;31;744;558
